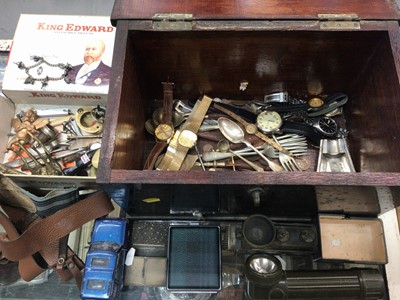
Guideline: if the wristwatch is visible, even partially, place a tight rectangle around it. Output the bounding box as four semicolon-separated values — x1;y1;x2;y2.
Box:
307;93;348;117
154;123;174;142
143;82;174;170
307;116;338;137
157;95;213;171
307;97;325;109
154;82;175;142
177;129;198;148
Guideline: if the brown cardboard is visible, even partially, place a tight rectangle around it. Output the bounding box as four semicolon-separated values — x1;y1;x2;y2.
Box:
319;215;387;264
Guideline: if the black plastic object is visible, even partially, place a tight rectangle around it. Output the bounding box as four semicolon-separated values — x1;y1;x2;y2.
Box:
63;149;96;176
244;254;385;299
167;226;221;292
243;215;276;248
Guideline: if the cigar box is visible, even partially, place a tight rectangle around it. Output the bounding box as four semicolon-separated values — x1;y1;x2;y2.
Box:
1;58;100;188
2;14;116;106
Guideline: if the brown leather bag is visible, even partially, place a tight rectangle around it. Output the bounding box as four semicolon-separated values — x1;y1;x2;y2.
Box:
0;174;114;288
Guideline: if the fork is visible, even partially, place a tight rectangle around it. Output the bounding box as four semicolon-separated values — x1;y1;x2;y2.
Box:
273;135;304;172
278;152;302;171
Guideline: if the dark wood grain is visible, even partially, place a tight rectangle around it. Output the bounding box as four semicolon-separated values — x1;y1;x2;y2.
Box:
99;17;400;186
98;21;147;183
112;0;400;21
110;170;400;186
346;21;400;172
129;30;386;101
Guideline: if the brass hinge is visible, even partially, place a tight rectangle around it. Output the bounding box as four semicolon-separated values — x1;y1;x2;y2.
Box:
318;14;360;30
152;13;193;30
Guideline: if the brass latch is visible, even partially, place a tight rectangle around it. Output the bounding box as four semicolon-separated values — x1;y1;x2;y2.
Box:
152;13;193;30
318;14;360;30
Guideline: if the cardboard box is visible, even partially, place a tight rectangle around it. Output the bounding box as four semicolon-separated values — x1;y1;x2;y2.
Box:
2;14;115;105
1;43;101;188
0;98;100;188
319;215;387;264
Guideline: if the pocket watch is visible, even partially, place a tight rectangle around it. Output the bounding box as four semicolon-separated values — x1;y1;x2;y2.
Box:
256;110;283;134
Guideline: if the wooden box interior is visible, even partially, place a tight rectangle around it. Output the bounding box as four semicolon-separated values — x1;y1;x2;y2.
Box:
99;27;400;185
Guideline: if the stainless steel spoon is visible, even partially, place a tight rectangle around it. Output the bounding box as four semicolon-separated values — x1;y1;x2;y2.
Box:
216;139;264;172
217;117;283;172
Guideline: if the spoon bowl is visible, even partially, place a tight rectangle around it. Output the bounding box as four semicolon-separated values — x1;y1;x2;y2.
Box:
217;117;283;172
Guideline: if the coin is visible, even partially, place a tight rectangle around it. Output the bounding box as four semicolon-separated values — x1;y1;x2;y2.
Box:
296;156;311;171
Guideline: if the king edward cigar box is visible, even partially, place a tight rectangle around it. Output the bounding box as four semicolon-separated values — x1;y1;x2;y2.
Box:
0;15;116;187
2;14;116;106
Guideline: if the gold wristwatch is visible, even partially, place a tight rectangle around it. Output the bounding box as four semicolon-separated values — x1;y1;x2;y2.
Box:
157;95;212;171
154;82;175;142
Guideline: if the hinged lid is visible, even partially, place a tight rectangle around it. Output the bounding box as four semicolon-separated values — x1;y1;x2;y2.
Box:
112;0;400;22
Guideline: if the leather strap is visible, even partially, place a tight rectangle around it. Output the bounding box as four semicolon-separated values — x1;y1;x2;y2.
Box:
281;121;322;146
0;212;46;282
144;82;174;169
0;191;113;261
143;142;167;170
55;247;85;288
213;103;293;156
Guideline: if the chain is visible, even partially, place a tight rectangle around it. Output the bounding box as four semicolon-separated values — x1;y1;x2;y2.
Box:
15;55;72;88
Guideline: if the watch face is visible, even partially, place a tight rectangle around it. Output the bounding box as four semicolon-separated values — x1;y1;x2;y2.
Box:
256;111;283;133
245;123;258;135
308;97;324;108
154;123;174;141
315;117;338;136
177;130;198;148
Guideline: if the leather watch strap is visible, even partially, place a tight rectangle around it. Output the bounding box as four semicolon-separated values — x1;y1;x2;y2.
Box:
213;103;293;156
157;95;213;170
0;191;113;261
143;142;168;170
281;121;322;146
144;82;174;170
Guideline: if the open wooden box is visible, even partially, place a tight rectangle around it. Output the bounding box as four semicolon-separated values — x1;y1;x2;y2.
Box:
98;0;400;187
97;2;400;298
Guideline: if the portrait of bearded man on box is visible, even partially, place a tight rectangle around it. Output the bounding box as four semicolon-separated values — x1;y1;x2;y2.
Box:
67;39;111;86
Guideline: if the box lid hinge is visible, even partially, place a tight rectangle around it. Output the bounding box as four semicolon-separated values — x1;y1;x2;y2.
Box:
152;13;194;30
318;14;360;30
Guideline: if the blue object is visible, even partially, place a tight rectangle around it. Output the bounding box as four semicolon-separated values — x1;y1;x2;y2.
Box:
81;218;128;300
